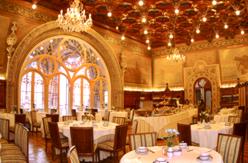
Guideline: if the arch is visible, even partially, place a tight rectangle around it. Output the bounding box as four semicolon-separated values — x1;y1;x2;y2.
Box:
184;60;220;113
7;21;123;111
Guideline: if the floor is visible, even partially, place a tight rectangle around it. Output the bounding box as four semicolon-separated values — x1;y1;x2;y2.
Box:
28;131;248;163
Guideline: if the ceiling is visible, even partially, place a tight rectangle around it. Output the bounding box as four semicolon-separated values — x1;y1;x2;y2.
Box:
28;0;248;48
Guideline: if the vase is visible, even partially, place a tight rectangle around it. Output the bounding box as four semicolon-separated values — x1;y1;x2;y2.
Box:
167;147;173;158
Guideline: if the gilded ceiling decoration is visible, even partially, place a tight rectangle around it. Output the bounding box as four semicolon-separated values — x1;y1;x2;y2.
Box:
24;0;247;48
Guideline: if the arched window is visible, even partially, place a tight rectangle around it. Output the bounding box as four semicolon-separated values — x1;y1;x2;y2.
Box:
19;36;110;115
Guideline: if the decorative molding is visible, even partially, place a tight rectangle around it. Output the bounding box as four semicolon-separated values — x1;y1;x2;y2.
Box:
154;36;248;57
0;0;55;22
184;60;221;113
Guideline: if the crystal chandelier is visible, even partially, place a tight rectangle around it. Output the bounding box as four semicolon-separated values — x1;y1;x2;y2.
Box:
166;48;185;62
57;0;93;33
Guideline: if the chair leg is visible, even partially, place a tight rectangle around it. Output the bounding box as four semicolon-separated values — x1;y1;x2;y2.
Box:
60;149;63;163
98;149;100;162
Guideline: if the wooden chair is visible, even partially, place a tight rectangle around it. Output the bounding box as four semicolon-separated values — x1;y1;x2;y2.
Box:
10;114;26;133
48;122;69;163
131;119;138;134
177;123;192;146
216;134;242;163
70;127;97;162
97;124;128;162
112;116;126;125
228;115;240;123
62;115;77;122
0;118;9;143
50;109;57;114
67;146;80;163
128;132;157;150
42;117;52;152
71;109;77;117
30;110;41;133
46;114;59;122
233;122;247;163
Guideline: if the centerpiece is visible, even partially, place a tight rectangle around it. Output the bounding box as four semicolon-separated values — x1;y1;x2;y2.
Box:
199;111;209;123
164;129;180;158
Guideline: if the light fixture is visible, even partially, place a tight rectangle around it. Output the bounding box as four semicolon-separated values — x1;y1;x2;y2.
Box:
32;3;37;10
190;38;194;43
144;29;148;35
121;35;125;41
235;10;240;16
166;48;185;62
138;0;144;6
169;33;174;39
202;16;207;22
224;23;228;29
115;26;119;30
174;7;179;15
141;16;147;23
107;11;112;17
196;27;200;34
57;0;92;33
147;45;151;50
215;33;219;39
146;39;150;44
167;41;172;47
241;29;245;35
212;0;217;6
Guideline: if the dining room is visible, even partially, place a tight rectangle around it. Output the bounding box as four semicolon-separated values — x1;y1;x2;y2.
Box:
0;0;248;163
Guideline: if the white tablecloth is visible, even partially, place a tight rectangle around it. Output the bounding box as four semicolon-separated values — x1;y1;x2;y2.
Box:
191;123;233;149
58;120;117;161
134;108;197;138
109;111;128;122
214;113;237;123
0;113;15;127
120;146;223;163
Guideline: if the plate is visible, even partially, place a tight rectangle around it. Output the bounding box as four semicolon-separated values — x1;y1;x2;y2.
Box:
153;157;168;163
197;155;213;161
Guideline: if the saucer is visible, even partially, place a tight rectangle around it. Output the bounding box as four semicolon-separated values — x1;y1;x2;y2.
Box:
135;147;148;155
197;155;213;161
153;157;168;163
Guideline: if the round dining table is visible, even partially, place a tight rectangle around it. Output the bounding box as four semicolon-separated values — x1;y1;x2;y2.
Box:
191;122;233;149
120;146;223;163
58;120;117;161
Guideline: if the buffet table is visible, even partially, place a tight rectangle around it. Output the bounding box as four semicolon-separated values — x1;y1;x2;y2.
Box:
120;146;223;163
134;108;197;138
191;122;233;149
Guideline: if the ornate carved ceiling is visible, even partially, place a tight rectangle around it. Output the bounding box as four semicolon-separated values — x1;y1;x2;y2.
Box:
26;0;248;48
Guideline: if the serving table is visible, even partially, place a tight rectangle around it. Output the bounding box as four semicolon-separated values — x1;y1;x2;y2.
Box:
134;108;197;138
120;146;223;163
191;122;233;149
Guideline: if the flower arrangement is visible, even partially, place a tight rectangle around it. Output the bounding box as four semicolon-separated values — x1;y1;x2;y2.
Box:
164;129;180;147
200;111;209;122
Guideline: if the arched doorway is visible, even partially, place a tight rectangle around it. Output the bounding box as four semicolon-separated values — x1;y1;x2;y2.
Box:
7;21;123;112
194;78;212;112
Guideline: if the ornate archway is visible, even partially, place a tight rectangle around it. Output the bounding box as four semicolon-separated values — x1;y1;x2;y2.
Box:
7;21;123;111
184;60;221;113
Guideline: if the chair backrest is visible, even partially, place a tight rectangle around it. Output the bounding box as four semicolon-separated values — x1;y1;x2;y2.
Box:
95;112;102;122
112;116;126;125
129;109;135;121
15;114;26;125
62;115;77;122
71;109;77;117
0;118;9;140
236;109;243;118
217;134;242;163
131;119;138;134
46;114;59;122
48;122;62;148
228;116;240;123
67;146;80;163
177;123;192;146
103;110;110;121
70;127;94;156
42;117;52;139
129;132;157;150
233;122;247;141
50;109;57;114
14;123;29;162
114;124;128;151
30;110;38;124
